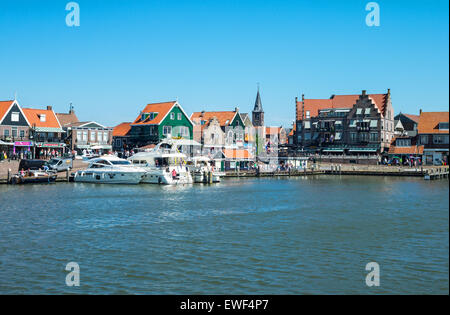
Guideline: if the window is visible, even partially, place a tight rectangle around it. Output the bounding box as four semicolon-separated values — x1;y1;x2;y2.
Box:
12;127;18;137
335;132;342;140
433;135;449;144
370;120;378;128
420;135;428;145
306;111;310;119
77;131;82;142
349;120;356;128
40;114;46;122
83;131;88;141
360;133;369;142
396;138;411;147
181;127;189;137
370;132;379;141
439;122;449;130
170;113;175;120
4;129;10;137
11;112;19;122
350;133;357;142
115;139;122;147
356;108;363;115
163;126;172;136
177;113;182;120
304;121;311;129
304;132;311;140
365;108;371;115
20;130;25;138
103;132;108;142
91;131;96;142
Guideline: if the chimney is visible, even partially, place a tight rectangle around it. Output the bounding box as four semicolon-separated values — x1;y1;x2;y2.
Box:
47;106;52;111
235;107;239;112
362;90;367;96
200;110;205;117
387;88;391;96
302;94;305;120
420;109;422;114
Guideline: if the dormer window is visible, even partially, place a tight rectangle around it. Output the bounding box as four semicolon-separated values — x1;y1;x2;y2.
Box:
141;113;150;121
39;114;46;122
439;122;449;130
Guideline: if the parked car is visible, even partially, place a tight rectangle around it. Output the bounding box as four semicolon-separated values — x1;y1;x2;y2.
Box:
47;157;73;172
18;159;49;171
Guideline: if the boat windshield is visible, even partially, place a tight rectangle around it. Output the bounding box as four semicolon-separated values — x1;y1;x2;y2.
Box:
110;160;131;165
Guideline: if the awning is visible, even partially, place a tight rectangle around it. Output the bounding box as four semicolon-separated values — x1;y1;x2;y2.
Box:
349;148;378;152
34;127;66;133
0;140;14;146
36;142;66;148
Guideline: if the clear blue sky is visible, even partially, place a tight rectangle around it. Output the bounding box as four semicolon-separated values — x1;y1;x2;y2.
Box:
0;0;448;127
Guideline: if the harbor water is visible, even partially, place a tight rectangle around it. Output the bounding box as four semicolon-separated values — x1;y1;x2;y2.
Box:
0;176;448;294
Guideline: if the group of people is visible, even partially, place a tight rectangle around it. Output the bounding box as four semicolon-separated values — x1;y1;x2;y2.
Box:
381;156;423;167
0;150;33;162
38;149;61;160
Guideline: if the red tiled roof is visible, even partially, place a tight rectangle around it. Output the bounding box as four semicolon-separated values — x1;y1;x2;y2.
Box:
417;112;449;134
223;149;253;159
389;145;424;155
56;111;79;127
266;127;281;135
0;100;14;122
296;93;388;120
132;101;177;125
22;108;61;129
191;111;238;127
403;114;420;124
113;122;132;137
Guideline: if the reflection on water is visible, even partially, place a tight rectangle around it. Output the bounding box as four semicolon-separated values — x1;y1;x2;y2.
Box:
0;176;448;294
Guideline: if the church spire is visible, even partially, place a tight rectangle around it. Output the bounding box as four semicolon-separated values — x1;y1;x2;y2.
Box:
252;84;265;127
254;84;263;112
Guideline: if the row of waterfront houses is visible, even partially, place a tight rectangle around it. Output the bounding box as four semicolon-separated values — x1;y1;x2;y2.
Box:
0;100;113;159
1;88;448;165
290;89;449;165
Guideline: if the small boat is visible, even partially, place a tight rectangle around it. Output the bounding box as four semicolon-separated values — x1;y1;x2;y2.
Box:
190;156;223;183
74;155;146;184
10;170;57;184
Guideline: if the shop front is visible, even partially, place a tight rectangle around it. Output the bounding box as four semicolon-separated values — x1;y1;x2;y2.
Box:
13;141;34;160
35;142;66;159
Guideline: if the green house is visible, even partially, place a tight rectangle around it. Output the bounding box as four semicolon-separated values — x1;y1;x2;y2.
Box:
129;101;194;147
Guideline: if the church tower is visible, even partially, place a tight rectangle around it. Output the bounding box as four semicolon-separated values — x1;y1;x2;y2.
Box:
252;87;264;127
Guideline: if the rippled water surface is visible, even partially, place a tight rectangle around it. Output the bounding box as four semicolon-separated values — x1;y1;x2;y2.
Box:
0;176;448;294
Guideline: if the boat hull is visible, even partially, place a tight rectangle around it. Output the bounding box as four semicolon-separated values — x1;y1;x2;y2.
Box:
74;170;144;184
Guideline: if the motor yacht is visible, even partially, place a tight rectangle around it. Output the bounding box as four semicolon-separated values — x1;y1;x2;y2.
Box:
74;155;146;184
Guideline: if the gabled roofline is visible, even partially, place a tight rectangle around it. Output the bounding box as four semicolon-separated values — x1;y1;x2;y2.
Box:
0;100;32;127
75;121;107;129
131;101;194;127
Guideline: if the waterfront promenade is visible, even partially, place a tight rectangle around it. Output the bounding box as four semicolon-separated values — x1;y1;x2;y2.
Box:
1;159;448;184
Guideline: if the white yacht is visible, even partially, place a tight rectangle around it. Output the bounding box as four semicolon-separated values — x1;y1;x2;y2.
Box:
74;155;146;184
190;156;223;183
128;143;193;185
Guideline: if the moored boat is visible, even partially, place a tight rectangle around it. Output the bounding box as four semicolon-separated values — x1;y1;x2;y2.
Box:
74;155;146;184
128;142;193;185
